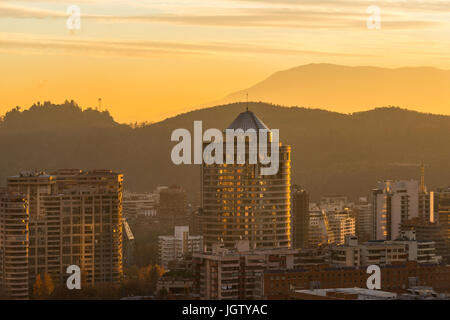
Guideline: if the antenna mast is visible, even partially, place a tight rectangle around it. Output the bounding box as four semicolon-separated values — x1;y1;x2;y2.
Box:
246;93;249;112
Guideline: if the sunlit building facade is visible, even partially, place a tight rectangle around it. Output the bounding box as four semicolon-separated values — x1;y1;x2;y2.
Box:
7;169;123;290
0;190;29;299
372;180;420;240
201;110;291;250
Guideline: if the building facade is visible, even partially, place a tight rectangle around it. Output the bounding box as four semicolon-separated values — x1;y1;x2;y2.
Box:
291;186;309;249
7;169;123;290
201;110;291;250
193;240;299;300
0;190;29;299
355;197;373;242
372;180;420;240
263;262;450;299
159;185;187;229
158;226;203;270
401;217;449;264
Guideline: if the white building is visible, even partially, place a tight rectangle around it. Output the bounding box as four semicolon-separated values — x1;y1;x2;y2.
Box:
328;211;356;245
391;230;441;264
330;233;441;267
158;226;203;270
372;180;420;240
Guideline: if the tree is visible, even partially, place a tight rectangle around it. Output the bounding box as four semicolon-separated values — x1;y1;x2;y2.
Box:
33;274;44;298
43;273;55;296
156;287;168;300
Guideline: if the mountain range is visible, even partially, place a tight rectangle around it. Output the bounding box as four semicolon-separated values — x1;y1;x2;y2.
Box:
208;63;450;115
1;100;450;202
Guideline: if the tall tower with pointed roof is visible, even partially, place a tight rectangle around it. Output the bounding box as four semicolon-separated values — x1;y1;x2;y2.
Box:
201;110;291;250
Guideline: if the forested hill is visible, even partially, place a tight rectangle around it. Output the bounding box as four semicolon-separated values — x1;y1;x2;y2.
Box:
1;100;450;202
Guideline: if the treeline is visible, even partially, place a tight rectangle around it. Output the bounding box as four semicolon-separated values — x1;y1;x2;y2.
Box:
30;264;165;300
2;101;450;200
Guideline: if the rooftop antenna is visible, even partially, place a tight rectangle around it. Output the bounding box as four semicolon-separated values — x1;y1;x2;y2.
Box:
98;98;102;111
246;93;249;112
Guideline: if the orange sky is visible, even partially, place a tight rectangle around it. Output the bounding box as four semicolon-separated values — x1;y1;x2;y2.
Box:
1;0;449;123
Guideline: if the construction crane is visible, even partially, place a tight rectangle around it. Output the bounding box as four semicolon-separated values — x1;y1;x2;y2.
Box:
388;161;431;193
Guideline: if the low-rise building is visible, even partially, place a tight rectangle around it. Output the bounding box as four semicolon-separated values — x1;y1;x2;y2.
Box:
263;261;450;299
292;287;397;300
158;226;203;270
193;241;300;300
329;232;440;267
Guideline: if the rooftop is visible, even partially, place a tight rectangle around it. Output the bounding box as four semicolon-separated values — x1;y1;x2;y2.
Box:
226;110;270;131
295;288;397;300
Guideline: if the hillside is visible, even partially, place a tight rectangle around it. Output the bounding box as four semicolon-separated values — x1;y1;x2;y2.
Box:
211;63;450;115
1;101;450;202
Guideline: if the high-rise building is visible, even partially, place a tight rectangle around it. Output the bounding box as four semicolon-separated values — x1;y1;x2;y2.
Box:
291;185;309;249
158;226;203;270
201;110;291;250
0;189;29;299
159;185;187;229
354;197;373;242
434;187;450;262
309;208;334;247
328;211;355;245
7;169;123;290
372;180;420;240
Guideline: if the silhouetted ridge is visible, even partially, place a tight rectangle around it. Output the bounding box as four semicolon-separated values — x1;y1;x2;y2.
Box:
1;101;450;202
0;100;118;131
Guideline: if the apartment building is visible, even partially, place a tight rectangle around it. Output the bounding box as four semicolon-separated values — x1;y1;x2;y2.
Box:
372;180;420;240
355;197;373;242
330;236;361;267
193;240;299;300
291;186;309;249
328;211;356;245
158;226;203;270
0;190;29;299
329;232;440;267
401;217;449;263
7;169;123;290
159;185;187;229
201;110;291;250
309;208;334;247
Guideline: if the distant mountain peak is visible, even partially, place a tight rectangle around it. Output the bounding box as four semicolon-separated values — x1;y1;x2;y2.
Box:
211;63;450;115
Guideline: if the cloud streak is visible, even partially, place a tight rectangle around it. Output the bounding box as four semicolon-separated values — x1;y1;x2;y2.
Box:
0;1;447;31
0;32;377;58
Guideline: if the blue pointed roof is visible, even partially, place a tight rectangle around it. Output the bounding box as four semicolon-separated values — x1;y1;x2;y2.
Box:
226;111;270;131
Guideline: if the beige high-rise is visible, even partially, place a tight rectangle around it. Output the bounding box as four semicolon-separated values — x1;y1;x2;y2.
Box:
7;169;123;291
0;190;29;299
201;110;291;250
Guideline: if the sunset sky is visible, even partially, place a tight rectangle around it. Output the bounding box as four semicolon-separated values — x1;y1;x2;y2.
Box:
0;0;449;123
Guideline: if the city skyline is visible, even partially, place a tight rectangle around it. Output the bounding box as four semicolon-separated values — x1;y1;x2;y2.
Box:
1;108;450;300
0;0;450;302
